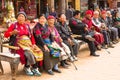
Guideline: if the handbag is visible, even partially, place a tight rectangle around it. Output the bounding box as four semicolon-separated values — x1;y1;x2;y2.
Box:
48;45;61;58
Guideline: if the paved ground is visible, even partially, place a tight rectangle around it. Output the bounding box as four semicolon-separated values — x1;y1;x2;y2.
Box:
0;42;120;80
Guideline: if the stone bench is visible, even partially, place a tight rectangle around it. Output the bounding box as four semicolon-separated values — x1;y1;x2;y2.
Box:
0;28;20;80
0;53;20;80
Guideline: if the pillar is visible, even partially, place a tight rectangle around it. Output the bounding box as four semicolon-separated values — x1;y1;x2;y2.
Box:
66;0;69;10
75;0;80;10
47;0;54;11
39;0;40;14
58;0;66;14
108;0;117;9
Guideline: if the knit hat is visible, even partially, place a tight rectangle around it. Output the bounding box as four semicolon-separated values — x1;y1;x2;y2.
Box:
47;15;55;20
17;11;27;18
101;10;106;14
85;10;92;15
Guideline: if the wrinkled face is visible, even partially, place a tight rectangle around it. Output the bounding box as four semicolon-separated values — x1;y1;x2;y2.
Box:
59;14;66;22
48;19;55;27
107;13;110;17
86;14;92;19
17;14;26;24
76;13;80;19
101;13;107;18
93;13;99;18
116;12;120;17
39;16;46;25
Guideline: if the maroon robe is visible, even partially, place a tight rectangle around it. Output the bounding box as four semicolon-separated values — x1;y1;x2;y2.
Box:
82;18;104;45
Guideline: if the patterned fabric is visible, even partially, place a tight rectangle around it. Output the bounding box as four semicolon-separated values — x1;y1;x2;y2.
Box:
48;26;70;60
4;22;36;64
48;27;61;44
33;23;54;47
17;35;43;61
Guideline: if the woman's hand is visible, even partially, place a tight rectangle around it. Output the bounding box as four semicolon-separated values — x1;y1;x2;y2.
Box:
10;29;19;35
44;45;50;52
59;37;63;42
32;44;37;49
32;45;42;53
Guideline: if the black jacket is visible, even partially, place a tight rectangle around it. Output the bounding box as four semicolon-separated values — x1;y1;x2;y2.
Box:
33;23;54;47
55;22;72;40
69;17;87;36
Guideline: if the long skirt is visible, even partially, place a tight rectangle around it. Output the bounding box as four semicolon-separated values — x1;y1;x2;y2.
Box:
51;42;71;61
17;35;43;66
94;32;104;46
37;39;59;71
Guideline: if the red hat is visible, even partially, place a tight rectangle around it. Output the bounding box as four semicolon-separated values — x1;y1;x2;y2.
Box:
47;15;55;20
85;10;92;15
101;10;106;14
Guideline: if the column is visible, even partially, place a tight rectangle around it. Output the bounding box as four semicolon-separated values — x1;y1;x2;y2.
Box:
47;0;54;11
39;0;40;15
59;0;66;14
66;0;69;10
75;0;80;10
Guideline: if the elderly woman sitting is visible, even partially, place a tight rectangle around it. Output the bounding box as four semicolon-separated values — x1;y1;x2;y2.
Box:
4;12;43;76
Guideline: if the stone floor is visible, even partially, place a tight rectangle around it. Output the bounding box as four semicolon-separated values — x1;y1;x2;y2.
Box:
0;42;120;80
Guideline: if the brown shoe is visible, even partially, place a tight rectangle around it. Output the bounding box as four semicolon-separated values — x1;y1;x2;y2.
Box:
108;44;114;48
97;45;101;50
105;45;108;49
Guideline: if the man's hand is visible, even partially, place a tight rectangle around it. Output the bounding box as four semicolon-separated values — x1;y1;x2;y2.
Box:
68;38;74;46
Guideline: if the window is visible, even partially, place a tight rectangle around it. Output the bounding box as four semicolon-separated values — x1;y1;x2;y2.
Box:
117;2;120;7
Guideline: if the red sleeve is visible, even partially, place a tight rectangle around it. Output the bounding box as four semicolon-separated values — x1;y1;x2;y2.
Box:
30;34;36;45
4;24;15;38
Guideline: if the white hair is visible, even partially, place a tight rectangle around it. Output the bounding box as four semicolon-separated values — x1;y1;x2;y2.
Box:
94;11;99;15
107;11;111;14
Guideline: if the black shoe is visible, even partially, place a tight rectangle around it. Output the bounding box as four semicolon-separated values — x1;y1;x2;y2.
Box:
61;64;69;68
47;70;54;75
90;54;100;57
60;61;69;68
53;69;61;73
64;61;71;66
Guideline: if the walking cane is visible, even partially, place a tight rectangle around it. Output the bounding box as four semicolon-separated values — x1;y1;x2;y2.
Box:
95;40;111;54
71;60;78;70
62;45;78;70
104;48;111;54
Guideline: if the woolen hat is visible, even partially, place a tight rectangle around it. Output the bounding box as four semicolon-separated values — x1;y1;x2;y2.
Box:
101;10;106;14
47;15;55;20
17;11;27;18
85;10;92;15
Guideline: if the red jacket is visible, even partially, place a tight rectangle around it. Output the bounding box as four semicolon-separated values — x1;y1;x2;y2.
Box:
4;22;35;64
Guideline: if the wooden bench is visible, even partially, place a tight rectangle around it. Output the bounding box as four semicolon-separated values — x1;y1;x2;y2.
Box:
72;34;86;46
0;28;20;80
